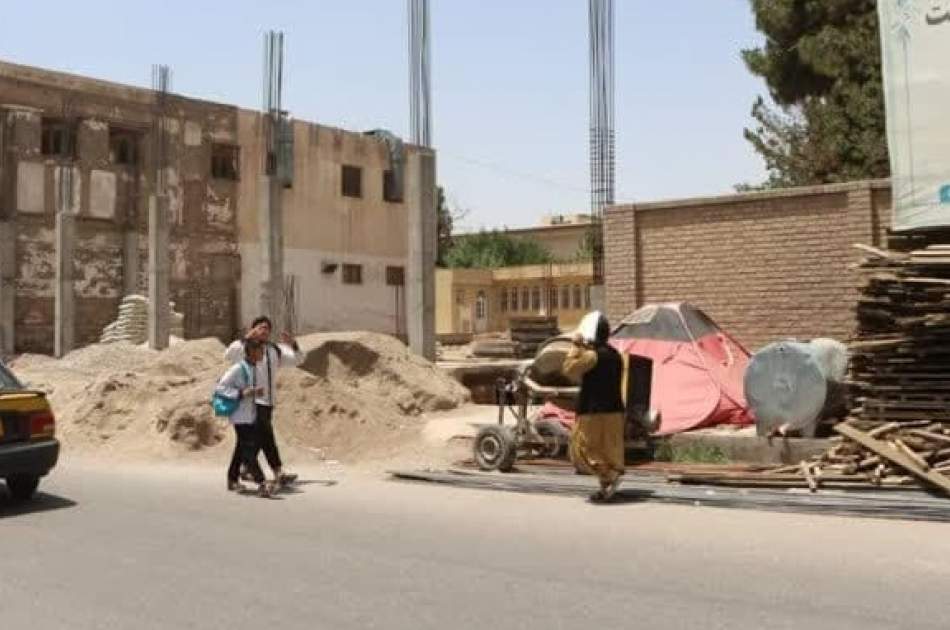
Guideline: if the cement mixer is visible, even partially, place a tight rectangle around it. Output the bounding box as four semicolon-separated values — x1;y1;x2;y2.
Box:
744;338;849;438
472;334;657;472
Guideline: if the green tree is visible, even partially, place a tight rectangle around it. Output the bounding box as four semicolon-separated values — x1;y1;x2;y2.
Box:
742;0;888;187
436;187;453;267
443;231;553;269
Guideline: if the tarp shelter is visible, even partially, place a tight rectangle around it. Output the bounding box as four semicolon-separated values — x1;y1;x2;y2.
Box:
610;303;753;435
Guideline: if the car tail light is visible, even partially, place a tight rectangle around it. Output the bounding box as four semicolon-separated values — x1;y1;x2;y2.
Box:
29;411;56;439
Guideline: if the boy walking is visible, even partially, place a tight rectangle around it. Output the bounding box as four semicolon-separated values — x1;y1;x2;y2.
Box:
215;339;274;497
224;316;301;486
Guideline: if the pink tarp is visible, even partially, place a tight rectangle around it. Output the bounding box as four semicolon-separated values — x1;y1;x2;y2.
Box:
610;303;753;435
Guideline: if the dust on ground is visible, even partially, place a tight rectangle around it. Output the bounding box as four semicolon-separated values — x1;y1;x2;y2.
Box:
10;331;473;470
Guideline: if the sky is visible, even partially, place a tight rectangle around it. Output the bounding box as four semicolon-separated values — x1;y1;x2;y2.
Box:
0;1;768;230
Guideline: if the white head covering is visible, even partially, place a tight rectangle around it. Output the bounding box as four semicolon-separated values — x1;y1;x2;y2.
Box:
576;310;605;344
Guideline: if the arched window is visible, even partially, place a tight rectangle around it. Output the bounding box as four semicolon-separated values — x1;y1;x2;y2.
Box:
475;291;487;319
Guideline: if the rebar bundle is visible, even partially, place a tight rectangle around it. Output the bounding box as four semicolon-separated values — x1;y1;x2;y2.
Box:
408;0;432;147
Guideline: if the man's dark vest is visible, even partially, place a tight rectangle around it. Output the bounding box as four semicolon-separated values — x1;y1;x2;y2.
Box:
577;343;624;415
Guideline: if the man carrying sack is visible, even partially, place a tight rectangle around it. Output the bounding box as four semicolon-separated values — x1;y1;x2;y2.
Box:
563;311;625;502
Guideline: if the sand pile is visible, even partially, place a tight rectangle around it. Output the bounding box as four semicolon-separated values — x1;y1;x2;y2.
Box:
9;331;469;464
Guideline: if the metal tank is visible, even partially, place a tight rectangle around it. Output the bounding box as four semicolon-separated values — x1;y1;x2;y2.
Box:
743;338;849;437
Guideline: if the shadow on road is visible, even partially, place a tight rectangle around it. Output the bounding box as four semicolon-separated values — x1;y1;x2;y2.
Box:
587;489;654;506
0;491;78;518
278;479;339;495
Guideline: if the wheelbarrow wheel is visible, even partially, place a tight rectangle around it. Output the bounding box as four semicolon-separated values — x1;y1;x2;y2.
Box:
535;420;568;459
474;425;518;472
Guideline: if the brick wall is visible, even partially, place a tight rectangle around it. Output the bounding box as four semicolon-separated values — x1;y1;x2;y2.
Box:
605;180;892;351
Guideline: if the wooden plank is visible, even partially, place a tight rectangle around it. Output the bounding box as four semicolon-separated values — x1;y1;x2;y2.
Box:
835;423;950;497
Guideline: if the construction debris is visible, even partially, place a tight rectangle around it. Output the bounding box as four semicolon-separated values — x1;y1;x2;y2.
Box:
100;294;184;345
678;239;950;496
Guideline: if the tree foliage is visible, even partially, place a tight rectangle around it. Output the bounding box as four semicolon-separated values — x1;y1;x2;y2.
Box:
443;231;554;269
436;187;453;267
742;0;888;187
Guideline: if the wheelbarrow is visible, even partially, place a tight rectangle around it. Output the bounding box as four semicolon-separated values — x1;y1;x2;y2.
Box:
472;340;659;472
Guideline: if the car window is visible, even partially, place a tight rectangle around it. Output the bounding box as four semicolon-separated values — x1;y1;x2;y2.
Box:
0;362;23;390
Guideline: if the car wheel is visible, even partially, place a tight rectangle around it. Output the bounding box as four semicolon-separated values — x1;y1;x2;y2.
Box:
6;475;40;502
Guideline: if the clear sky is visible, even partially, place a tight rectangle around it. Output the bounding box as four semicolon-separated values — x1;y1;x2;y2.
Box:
0;1;767;230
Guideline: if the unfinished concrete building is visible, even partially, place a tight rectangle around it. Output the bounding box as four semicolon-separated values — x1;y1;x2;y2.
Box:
0;60;435;356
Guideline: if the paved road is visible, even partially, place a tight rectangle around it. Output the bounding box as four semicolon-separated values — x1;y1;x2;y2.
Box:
2;458;949;630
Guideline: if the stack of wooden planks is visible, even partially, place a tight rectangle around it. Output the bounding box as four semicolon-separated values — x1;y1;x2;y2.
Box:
849;242;950;426
672;239;950;497
671;420;950;495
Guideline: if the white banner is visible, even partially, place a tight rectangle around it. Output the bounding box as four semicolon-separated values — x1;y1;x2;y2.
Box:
879;0;950;230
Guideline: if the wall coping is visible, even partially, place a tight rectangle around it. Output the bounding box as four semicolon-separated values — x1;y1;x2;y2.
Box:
607;179;891;217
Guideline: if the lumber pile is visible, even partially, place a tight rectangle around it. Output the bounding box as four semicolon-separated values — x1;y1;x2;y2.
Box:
849;242;950;425
509;316;559;358
671;419;950;494
673;239;950;497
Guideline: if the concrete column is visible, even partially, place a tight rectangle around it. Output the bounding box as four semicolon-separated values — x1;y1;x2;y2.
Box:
54;165;78;358
0;220;14;356
257;175;283;326
123;231;140;296
147;194;169;350
407;151;436;360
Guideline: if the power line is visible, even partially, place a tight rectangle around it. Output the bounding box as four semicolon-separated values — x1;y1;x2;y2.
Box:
440;150;588;194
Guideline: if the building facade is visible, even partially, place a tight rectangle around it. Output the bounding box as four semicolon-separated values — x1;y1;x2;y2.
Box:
0;60;431;355
436;262;594;337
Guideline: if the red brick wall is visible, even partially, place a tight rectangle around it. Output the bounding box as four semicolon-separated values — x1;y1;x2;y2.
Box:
605;180;891;351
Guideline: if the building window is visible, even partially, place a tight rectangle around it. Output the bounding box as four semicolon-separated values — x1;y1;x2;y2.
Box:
510;288;519;311
342;263;363;285
585;285;592;309
500;289;509;313
385;266;404;286
521;287;530;312
383;169;403;203
211;143;240;180
41;119;73;157
109;128;139;166
531;286;541;312
341;165;362;198
561;286;570;310
549;287;559;312
475;291;487;319
573;285;582;309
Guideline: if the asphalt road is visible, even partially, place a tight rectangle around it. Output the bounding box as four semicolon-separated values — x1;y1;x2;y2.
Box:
2;458;949;630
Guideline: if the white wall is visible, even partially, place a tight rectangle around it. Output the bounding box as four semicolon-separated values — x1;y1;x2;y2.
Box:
240;243;406;336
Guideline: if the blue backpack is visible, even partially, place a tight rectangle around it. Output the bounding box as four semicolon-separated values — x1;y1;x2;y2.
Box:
212;362;253;418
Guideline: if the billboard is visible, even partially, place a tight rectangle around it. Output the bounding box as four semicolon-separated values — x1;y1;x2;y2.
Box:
879;0;950;230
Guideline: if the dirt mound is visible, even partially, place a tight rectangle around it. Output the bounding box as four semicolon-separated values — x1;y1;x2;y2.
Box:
9;332;469;465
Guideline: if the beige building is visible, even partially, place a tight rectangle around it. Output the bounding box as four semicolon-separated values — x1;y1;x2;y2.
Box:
436;262;594;336
0;59;432;355
236;114;422;338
